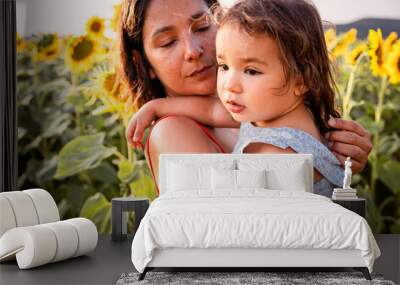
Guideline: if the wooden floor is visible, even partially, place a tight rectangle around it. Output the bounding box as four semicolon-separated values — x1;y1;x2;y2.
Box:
0;235;398;285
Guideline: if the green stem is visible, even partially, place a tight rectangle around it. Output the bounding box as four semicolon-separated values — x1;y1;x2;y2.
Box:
71;74;82;134
370;75;388;196
342;53;365;119
113;149;127;161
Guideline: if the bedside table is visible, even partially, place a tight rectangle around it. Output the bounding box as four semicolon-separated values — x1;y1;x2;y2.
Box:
111;197;150;242
331;198;366;218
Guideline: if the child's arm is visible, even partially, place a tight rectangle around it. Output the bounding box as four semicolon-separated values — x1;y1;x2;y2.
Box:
125;96;240;148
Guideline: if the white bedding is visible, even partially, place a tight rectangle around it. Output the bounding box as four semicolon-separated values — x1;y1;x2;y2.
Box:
131;190;380;273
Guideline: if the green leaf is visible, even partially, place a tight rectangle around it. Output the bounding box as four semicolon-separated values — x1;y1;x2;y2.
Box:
378;160;400;195
80;193;111;233
118;160;137;184
378;133;400;155
129;168;157;201
390;219;400;234
88;162;118;184
80;192;110;218
55;133;116;179
42;112;72;138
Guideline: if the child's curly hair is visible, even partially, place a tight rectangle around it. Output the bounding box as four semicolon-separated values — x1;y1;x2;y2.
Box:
216;0;340;134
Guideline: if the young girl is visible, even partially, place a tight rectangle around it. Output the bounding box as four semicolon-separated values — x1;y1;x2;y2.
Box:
126;0;344;197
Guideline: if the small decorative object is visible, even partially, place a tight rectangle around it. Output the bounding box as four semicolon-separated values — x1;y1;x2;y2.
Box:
343;157;353;190
332;157;358;200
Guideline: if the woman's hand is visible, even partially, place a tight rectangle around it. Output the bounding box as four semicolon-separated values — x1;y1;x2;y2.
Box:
325;117;373;174
125;102;157;149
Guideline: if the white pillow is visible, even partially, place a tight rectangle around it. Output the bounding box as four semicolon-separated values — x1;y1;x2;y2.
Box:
238;159;309;191
167;163;209;191
166;160;236;192
236;169;267;188
211;168;236;190
211;168;267;190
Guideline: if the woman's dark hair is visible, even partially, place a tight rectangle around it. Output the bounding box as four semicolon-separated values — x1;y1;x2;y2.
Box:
217;0;340;134
120;0;219;108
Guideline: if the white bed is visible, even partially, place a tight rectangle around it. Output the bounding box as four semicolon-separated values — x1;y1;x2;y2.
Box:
131;154;380;281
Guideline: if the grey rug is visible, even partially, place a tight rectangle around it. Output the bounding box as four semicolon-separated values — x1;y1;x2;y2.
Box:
116;271;396;285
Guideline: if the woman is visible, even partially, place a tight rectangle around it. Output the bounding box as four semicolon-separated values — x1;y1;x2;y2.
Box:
120;0;372;187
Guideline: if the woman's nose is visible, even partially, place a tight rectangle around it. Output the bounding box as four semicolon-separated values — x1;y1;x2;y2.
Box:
184;36;202;61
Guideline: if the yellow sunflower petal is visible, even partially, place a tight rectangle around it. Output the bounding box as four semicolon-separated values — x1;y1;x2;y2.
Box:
385;40;400;84
368;29;387;77
332;28;358;58
110;3;122;32
384;32;398;54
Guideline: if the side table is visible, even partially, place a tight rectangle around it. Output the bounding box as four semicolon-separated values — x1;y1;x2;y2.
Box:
112;197;149;242
332;198;366;218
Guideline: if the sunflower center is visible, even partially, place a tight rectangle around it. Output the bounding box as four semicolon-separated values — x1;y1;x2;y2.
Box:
72;38;94;61
354;50;362;62
46;50;56;56
38;34;54;51
91;21;102;33
376;44;383;66
103;74;116;92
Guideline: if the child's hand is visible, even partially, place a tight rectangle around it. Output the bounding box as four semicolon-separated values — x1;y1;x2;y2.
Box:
126;103;157;149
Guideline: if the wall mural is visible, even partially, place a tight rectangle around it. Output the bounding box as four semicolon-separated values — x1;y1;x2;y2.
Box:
16;2;400;234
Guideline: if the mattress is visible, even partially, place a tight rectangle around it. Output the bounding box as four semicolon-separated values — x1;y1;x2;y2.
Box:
131;189;380;273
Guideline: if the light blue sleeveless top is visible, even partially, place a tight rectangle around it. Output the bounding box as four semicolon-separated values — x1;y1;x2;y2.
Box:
232;122;344;197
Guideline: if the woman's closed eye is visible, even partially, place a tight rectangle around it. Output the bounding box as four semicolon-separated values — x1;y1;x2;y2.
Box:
159;39;176;48
193;25;210;33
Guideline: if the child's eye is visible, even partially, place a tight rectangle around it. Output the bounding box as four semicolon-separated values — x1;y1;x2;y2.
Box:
217;64;229;72
245;68;261;76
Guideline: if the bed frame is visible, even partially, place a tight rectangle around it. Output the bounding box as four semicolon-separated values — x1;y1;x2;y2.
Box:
138;154;372;281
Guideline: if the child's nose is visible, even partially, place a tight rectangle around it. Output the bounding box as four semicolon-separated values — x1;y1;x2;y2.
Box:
224;72;242;94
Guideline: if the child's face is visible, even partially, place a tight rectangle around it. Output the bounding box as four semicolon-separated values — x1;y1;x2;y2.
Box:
216;24;302;126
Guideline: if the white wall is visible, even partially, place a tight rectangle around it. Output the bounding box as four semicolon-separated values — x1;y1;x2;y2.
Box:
17;0;400;37
17;0;120;36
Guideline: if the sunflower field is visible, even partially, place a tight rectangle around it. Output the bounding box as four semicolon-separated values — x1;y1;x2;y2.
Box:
16;3;400;234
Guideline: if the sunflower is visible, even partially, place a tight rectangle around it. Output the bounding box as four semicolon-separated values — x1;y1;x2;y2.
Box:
110;3;122;32
383;32;398;54
324;28;336;50
385;40;400;84
85;65;135;117
86;16;106;39
16;33;26;52
368;29;386;77
65;35;100;74
347;43;367;65
332;28;357;58
35;33;60;61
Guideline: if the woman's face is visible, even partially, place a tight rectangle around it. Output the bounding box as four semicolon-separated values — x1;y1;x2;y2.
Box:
142;0;217;97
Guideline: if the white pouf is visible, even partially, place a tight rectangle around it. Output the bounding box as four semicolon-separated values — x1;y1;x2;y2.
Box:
0;189;98;269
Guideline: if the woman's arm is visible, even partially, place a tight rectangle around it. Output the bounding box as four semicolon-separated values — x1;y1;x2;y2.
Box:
126;96;240;148
325;117;373;174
